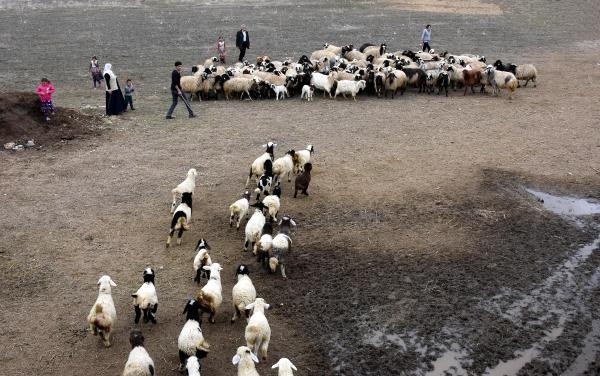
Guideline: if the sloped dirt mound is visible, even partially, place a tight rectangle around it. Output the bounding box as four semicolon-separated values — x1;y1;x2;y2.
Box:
0;92;102;147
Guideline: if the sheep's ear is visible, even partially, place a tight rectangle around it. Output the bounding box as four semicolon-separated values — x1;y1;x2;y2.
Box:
265;303;271;310
290;219;297;226
218;266;223;271
202;265;211;271
232;354;240;365
250;352;260;363
290;361;298;370
245;302;255;310
97;278;102;286
109;279;117;287
271;362;279;369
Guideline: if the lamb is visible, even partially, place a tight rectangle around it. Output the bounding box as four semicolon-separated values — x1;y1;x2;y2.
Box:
272;358;298;376
131;267;158;324
171;168;197;214
256;222;273;266
484;66;518;99
262;183;281;222
294;144;314;173
334;79;366;100
122;329;155;376
178;299;210;371
196;262;224;323
232;346;260;376
87;275;117;347
270;84;289;100
300;84;314;101
166;192;192;247
310;72;337;98
231;265;257;323
230;191;251;230
272;150;297;184
269;216;296;278
255;159;273;201
186;356;202;376
244;206;266;252
223;76;261;100
245;142;277;188
193;238;212;283
384;70;408;98
294;163;312;198
245;298;271;361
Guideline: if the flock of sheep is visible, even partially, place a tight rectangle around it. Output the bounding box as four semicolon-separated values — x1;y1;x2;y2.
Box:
86;142;314;375
181;42;538;102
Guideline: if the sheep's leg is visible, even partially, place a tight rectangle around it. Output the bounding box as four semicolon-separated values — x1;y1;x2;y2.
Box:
143;308;150;323
176;228;184;245
463;85;468;96
244;239;249;251
166;229;175;248
246;90;253;100
231;307;240;323
209;309;216;324
281;264;287;279
294;188;298;198
287;170;291;182
134;305;142;324
524;79;529;87
229;213;234;227
194;268;202;284
259;338;269;361
244;308;251;318
101;330;111;348
303;189;309;196
471;86;475;94
89;323;98;335
236;216;242;230
252;241;257;254
150;304;158;323
178;351;188;371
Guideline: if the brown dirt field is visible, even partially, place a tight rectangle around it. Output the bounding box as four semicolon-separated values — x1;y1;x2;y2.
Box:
1;1;600;376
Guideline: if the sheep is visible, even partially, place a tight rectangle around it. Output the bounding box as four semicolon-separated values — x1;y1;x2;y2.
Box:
193;238;212;283
230;191;251;230
255;159;273;201
514;64;538;87
254;71;287;86
310;48;337;61
272;149;297;184
384;70;408;98
343;47;367;62
122;329;155;376
333;70;360;81
294;163;312;198
244;206;266;252
462;69;483;95
181;70;203;101
231;265;257;323
245;142;277;188
484;65;518;99
300;84;314;101
186;356;202;376
310;72;337;98
373;71;386;97
203;56;218;67
256;222;273;266
436;71;449;97
87;275;117;348
269;216;296;278
199;73;219;100
131;267;158;324
399;67;426;93
223;76;261;100
262;183;281;222
270;84;289;100
178;299;210;371
196;262;224;323
166;191;192;247
232;346;260;376
245;298;271;361
171;168;197;214
272;358;298;376
363;43;387;58
446;65;467;90
323;43;344;55
294;144;314;174
334;79;366;100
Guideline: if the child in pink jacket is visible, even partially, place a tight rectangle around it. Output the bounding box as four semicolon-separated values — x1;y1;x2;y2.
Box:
36;78;55;121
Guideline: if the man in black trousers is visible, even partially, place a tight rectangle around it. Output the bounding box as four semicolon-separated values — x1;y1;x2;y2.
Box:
166;61;195;119
236;24;250;62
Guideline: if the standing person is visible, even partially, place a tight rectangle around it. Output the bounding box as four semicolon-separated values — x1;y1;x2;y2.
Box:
36;78;55;121
166;61;195;119
89;56;103;89
235;24;250;62
124;79;135;110
103;63;126;116
216;33;226;64
421;24;432;52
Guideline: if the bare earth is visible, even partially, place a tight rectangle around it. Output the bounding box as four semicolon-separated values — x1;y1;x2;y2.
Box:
1;1;600;375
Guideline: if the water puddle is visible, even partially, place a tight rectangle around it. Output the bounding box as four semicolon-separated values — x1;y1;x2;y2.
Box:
425;344;471;376
526;188;600;217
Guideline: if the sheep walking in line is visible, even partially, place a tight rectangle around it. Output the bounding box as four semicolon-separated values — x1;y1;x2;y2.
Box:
273;150;298;185
196;263;224;323
245;298;272;361
230;191;251;230
272;358;298;376
132;267;158;324
294;144;314;174
193;238;212;283
178;299;210;371
255;159;273;201
256;222;273;267
186;356;202;376
87;275;117;348
245;142;277;188
231;265;257;323
122;329;155;376
166;191;193;247
269;216;296;278
262;182;281;222
244;204;267;252
171;168;197;214
232;346;260;376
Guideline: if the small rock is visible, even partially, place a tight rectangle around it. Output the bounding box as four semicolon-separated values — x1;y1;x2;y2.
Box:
4;142;15;150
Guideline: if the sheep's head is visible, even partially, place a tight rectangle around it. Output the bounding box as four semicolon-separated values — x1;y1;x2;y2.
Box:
272;358;298;372
203;263;223;279
232;346;259;366
129;329;145;349
195;238;211;252
246;297;270;312
235;264;250;277
97;275;116;293
182;299;201;322
323;43;329;49
142;267;155;284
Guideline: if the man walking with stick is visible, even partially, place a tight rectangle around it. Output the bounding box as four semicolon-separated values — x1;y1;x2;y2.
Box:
236;24;250;62
166;61;195;119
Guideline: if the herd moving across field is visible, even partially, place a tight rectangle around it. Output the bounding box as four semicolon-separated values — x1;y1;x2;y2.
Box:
180;42;537;102
87;142;313;375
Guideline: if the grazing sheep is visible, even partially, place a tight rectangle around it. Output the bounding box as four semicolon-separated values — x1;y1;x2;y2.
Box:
232;346;260;376
87;275;117;348
269;216;296;278
310;72;337;98
255;159;273;201
186;356;202;376
178;299;210;371
334;79;366;100
484;66;518;99
271;84;289;100
294;145;314;174
166;192;192;247
122;329;155;376
231;265;257;323
373;71;386;97
273;150;297;184
256;222;273;266
244;205;267;252
230;191;251;230
262;183;281;222
294;163;312;198
245;298;271;361
384;70;408;98
245;142;277;188
131;267;158;324
193;238;212;283
196;263;224;323
272;358;298;376
171;168;197;214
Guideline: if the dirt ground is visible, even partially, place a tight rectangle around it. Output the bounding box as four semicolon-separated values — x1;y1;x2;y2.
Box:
1;1;600;375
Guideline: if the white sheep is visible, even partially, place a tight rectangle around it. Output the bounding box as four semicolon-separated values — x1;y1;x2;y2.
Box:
245;142;276;188
334;79;366;100
310;72;336;98
178;299;210;371
181;67;204;101
122;329;155;376
515;64;538;87
363;43;387;58
310;48;337;61
255;71;287;86
245;298;271;361
262;183;281;222
294;144;314;174
186;356;202;376
193;238;212;283
203;56;218;67
484;66;518;99
271;358;298;376
300;84;314;101
344;48;367;62
231;265;257;323
273;150;297;184
232;346;260;376
323;43;343;55
196;262;223;323
255;222;273;266
244;207;266;252
269;216;296;279
223;76;260;100
87;275;117;347
230;191;251;230
271;84;289;100
166;192;192;247
131;267;158;324
171;168;197;214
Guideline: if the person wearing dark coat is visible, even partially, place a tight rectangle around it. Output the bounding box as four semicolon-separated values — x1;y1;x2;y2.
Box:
235;24;250;62
103;63;126;116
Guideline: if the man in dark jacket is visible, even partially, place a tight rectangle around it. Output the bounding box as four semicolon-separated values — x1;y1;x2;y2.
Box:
166;61;195;119
235;24;250;62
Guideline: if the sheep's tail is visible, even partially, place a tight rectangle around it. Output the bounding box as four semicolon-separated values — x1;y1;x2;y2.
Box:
196;290;215;313
245;167;252;187
92;304;111;330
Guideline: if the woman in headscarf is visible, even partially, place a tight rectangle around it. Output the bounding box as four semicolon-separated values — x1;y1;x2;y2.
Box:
103;63;126;116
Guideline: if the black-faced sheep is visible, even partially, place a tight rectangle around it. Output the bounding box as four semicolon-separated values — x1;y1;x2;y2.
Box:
178;299;210;371
132;267;158;324
166;191;192;248
122;329;155;376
